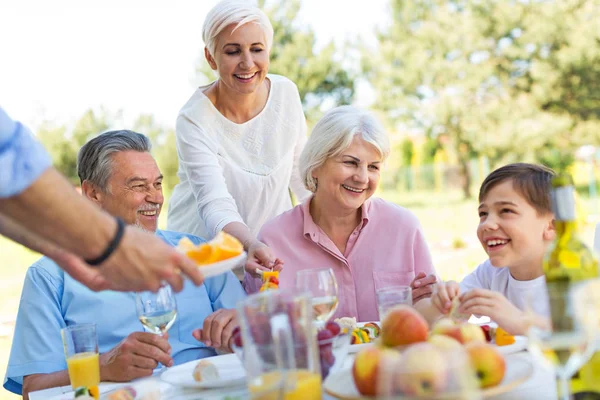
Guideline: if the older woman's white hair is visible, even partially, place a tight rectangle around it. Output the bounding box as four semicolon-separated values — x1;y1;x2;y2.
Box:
202;0;274;57
300;105;391;193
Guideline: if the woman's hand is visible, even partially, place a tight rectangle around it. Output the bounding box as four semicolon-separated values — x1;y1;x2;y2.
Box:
410;272;437;303
244;240;284;278
458;289;526;334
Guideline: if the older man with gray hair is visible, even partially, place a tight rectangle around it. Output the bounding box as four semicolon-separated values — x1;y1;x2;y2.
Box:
4;130;246;399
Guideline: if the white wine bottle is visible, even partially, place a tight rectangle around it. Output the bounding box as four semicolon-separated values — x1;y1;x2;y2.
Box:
544;173;598;330
543;173;600;398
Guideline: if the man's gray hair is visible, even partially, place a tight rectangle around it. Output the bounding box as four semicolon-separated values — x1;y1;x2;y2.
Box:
300;106;391;193
77;130;152;191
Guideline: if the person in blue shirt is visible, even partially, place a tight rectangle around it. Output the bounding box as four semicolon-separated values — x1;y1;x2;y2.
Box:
0;106;204;293
4;130;246;398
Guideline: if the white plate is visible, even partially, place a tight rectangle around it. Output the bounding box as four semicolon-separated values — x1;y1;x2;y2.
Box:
195;252;247;278
160;354;247;389
324;352;534;399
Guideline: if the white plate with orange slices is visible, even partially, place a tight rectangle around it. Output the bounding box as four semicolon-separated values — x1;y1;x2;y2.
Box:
177;232;247;278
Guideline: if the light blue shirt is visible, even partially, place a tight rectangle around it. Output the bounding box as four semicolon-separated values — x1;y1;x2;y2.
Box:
0;107;52;197
3;229;246;395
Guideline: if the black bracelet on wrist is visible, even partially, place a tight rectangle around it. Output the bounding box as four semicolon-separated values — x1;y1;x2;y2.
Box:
85;217;125;266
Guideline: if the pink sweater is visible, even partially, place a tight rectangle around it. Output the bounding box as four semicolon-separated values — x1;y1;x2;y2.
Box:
244;197;435;322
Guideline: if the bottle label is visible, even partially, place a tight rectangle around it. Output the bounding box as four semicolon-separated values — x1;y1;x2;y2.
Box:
552;186;576;221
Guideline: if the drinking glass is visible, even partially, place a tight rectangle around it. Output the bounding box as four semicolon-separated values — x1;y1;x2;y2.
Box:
296;268;339;327
61;323;100;400
237;289;322;400
528;282;598;400
135;284;178;335
136;284;177;372
376;286;412;320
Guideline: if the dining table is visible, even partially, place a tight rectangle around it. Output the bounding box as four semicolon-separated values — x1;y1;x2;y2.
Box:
29;348;559;400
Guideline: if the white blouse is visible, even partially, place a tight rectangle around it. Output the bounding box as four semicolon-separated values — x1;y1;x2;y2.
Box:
167;74;311;241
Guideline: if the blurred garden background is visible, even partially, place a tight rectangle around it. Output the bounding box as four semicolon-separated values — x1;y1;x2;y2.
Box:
2;0;600;397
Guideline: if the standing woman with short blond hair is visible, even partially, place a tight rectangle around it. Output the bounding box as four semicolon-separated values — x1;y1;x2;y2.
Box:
167;0;310;279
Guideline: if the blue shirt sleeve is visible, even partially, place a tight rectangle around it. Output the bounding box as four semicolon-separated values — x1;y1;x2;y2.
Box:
3;258;67;395
0;107;52;198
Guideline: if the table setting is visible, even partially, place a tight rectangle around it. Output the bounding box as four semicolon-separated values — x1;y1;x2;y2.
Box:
32;264;598;400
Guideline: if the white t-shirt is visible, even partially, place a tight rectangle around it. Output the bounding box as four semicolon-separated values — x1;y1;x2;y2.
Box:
167;74;311;240
460;259;550;318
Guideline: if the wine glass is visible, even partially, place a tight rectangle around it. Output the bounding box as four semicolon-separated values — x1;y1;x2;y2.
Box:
296;268;339;327
528;282;598;400
136;284;178;370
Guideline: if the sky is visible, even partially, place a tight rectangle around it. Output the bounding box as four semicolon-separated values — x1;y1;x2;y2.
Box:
1;0;389;131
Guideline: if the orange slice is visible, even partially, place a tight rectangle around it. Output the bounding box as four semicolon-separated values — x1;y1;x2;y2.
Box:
186;244;213;265
179;232;243;266
495;327;515;346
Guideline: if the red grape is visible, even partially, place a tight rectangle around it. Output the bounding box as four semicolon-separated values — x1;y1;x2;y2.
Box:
325;321;341;336
317;329;334;342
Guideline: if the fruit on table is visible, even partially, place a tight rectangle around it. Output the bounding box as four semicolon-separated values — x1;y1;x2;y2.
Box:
350;328;371;344
465;342;506;388
318;321;342;379
427;334;462;351
352;346;400;396
396;342;450;396
362;322;381;338
105;387;136;400
431;318;486;345
178;232;243;265
495;327;515;346
380;305;429;347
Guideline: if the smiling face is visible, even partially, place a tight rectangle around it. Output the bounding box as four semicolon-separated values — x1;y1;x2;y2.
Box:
89;151;164;233
312;135;382;213
205;22;270;96
477;179;554;273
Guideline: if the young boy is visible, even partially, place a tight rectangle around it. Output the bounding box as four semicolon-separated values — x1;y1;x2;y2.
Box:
416;163;555;334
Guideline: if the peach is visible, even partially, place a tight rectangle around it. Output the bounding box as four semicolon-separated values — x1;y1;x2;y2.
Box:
352;346;400;396
428;334;462;351
465;342;506;388
380;305;429;347
396;342;449;396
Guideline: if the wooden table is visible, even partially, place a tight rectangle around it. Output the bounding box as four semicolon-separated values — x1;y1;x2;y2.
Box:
30;351;558;400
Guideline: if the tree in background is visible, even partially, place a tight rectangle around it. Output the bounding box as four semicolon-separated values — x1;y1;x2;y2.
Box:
364;0;600;198
195;0;355;121
38;108;112;184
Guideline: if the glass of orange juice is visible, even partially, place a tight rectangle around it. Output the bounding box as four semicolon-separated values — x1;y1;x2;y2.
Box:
61;324;100;400
237;290;322;400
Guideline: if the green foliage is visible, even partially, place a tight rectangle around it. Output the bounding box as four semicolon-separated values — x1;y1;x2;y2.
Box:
400;138;414;167
364;0;600;199
195;0;355;121
38;109;112;184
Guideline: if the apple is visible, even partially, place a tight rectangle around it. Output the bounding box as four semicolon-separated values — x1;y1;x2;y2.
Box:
428;334;462;351
380;305;429;347
459;323;486;344
352;346;400;396
465;342;506;388
396;342;449;396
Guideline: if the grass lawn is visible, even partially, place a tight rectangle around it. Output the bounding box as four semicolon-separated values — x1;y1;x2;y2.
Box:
0;189;598;399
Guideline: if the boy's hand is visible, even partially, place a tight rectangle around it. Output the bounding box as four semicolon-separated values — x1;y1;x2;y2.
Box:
432;281;460;314
459;289;525;334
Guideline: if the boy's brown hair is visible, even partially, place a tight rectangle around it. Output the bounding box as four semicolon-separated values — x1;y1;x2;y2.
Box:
479;163;556;215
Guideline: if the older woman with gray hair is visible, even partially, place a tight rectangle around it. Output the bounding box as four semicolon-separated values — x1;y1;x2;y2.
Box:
167;0;310;279
244;106;437;322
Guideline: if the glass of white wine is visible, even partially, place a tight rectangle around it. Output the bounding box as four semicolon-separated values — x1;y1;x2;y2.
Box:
296;268;339;327
136;284;177;371
528;283;598;400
